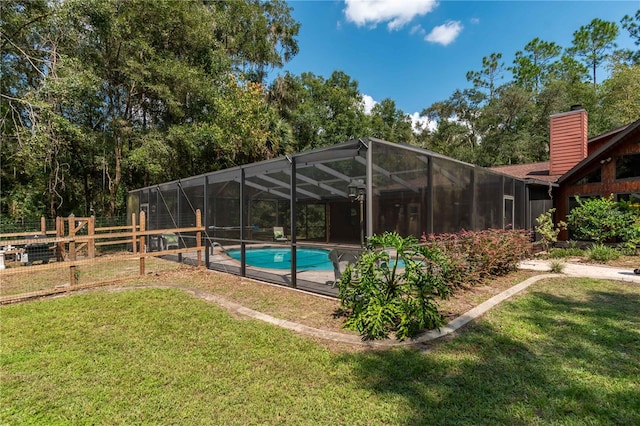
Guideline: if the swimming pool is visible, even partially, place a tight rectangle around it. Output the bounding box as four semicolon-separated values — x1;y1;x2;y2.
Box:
225;247;333;271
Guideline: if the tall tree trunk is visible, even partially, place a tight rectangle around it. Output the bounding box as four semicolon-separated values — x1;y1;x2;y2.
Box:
108;141;122;217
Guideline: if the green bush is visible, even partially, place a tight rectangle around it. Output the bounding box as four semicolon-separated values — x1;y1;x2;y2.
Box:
535;209;565;251
618;221;640;255
547;247;584;258
337;232;452;341
587;243;620;263
567;195;637;244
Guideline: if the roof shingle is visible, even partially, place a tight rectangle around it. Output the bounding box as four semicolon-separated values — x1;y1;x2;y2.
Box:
490;161;560;183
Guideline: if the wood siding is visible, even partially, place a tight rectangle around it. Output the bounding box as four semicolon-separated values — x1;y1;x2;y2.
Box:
549;109;588;176
555;133;640;240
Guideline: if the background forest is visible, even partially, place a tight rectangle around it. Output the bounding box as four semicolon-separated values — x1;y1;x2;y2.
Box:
1;1;639;221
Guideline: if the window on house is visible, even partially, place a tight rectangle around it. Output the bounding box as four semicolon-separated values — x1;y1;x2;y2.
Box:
616;154;640;180
617;193;640;202
574;167;601;185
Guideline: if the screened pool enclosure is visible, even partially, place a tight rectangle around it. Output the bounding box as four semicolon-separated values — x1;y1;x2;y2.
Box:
128;137;530;295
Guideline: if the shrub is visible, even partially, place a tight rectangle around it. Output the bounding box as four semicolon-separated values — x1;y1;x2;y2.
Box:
618;221;640;256
421;229;532;288
567;195;636;244
338;232;452;341
586;243;620;263
547;247;584;259
535;209;566;251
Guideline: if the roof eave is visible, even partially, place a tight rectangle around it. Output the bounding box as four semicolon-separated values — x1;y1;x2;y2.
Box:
558;118;640;185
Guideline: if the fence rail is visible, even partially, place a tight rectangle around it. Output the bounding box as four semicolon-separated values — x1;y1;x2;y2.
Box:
0;210;205;304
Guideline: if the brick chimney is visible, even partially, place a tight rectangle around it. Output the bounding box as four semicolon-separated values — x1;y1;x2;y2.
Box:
549;106;588;176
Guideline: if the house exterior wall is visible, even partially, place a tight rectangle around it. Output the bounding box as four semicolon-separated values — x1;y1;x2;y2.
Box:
556;134;640;240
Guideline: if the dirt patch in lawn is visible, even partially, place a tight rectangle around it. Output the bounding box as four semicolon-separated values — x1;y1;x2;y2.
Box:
127;267;543;336
438;270;541;322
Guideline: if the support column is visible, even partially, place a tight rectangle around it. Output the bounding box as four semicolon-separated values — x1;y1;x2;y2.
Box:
290;156;297;289
365;140;373;241
240;168;246;277
196;209;202;267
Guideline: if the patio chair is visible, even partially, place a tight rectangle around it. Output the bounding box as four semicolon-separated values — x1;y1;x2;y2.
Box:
328;248;361;283
160;233;179;251
273;227;288;242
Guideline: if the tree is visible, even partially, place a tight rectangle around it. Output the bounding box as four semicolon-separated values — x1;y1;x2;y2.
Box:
209;0;300;83
277;71;367;151
420;89;484;163
367;98;414;143
510;38;562;93
1;0;301;219
466;52;505;100
475;84;536;166
601;63;640;126
619;10;640;64
567;18;619;89
622;10;640;42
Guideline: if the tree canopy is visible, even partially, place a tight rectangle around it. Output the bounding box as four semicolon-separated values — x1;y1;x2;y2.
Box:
1;3;638;220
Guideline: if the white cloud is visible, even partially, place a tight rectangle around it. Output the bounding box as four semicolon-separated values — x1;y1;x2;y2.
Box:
344;0;439;31
425;20;463;46
470;17;480;24
410;112;436;133
361;94;378;114
410;24;426;36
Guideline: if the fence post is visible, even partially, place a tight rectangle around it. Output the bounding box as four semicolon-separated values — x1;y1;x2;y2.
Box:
40;216;46;235
69;264;77;286
131;213;137;254
68;214;76;261
68;214;77;285
139;211;146;276
88;215;95;258
196;209;202;267
56;216;65;261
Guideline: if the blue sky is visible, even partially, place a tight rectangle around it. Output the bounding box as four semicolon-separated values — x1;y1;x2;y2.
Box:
275;1;638;129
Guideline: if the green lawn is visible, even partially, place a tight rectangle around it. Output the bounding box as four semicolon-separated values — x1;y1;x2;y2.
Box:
1;277;639;425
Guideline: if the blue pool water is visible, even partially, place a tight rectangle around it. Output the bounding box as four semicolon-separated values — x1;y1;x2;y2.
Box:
226;247;333;271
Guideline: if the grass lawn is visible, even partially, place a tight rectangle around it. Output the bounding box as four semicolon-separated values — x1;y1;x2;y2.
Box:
1;276;639;424
0;256;183;297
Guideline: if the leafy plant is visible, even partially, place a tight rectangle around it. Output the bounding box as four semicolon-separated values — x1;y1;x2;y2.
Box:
338;232;452;341
586;243;620;263
567;195;636;244
547;247;584;259
619;221;640;256
548;260;565;273
535;209;566;251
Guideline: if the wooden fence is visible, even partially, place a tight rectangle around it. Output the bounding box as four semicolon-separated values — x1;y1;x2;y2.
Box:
0;210;205;304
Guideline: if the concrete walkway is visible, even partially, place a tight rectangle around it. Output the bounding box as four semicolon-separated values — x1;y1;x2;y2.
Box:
518;259;640;283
